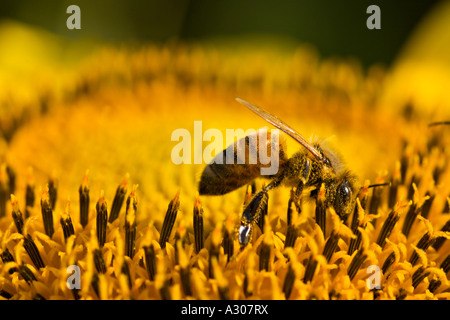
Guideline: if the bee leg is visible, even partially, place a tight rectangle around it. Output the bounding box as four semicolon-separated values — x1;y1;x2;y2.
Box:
239;191;268;247
288;157;310;220
287;181;304;225
239;175;284;247
293;181;304;211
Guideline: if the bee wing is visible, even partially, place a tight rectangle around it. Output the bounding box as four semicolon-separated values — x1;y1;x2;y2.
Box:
236;98;324;162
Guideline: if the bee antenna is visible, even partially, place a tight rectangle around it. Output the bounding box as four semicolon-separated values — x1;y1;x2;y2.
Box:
367;182;390;189
428;121;450;127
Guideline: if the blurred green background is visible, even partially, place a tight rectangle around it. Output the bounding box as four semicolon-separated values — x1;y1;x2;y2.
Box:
0;0;442;68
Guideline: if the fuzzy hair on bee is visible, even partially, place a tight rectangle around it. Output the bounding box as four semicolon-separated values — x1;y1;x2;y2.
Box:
199;98;360;247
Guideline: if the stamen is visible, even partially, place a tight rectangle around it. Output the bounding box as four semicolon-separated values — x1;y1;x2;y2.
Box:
23;234;45;269
259;240;271;272
121;260;132;289
409;232;434;266
91;273;100;298
179;267;191;297
282;254;298;299
11;194;24;234
174;220;187;265
376;210;400;249
144;244;156;281
347;249;367;281
428;279;441;293
108;175;128;223
96;191;108;248
243;251;257;297
159;191;180;249
0;290;12;299
412;266;430;289
18;264;37;283
6;165;15;195
420;193;434;219
352;180;370;230
388;162;401;208
407;175;419;201
284;224;298;250
396;288;407;300
125;185;138;258
0;248;17;274
25;167;35;219
432;219;450;251
177;242;192;297
323;231;340;262
222;217;234;262
40;186;54;238
348;198;365;255
156;259;171;300
315;183;326;236
382;251;396;274
94;249;106;274
440;255;450;273
209;223;222;278
284;201;300;249
193;195;204;254
79;170;90;228
211;257;229;300
401;202;420;238
368;180;383;225
60;209;75;243
303;255;318;283
0;165;8;218
48;175;58;210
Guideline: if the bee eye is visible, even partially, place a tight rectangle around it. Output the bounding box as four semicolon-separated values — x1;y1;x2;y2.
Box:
335;180;353;220
239;224;252;246
322;157;332;167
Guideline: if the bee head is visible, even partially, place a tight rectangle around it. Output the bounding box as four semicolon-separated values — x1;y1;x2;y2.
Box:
334;172;358;221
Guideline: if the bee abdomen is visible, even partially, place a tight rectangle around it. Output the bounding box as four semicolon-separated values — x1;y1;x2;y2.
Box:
199;162;260;195
199;129;287;195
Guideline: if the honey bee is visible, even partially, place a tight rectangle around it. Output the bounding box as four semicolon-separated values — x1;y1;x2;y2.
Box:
199;98;358;246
